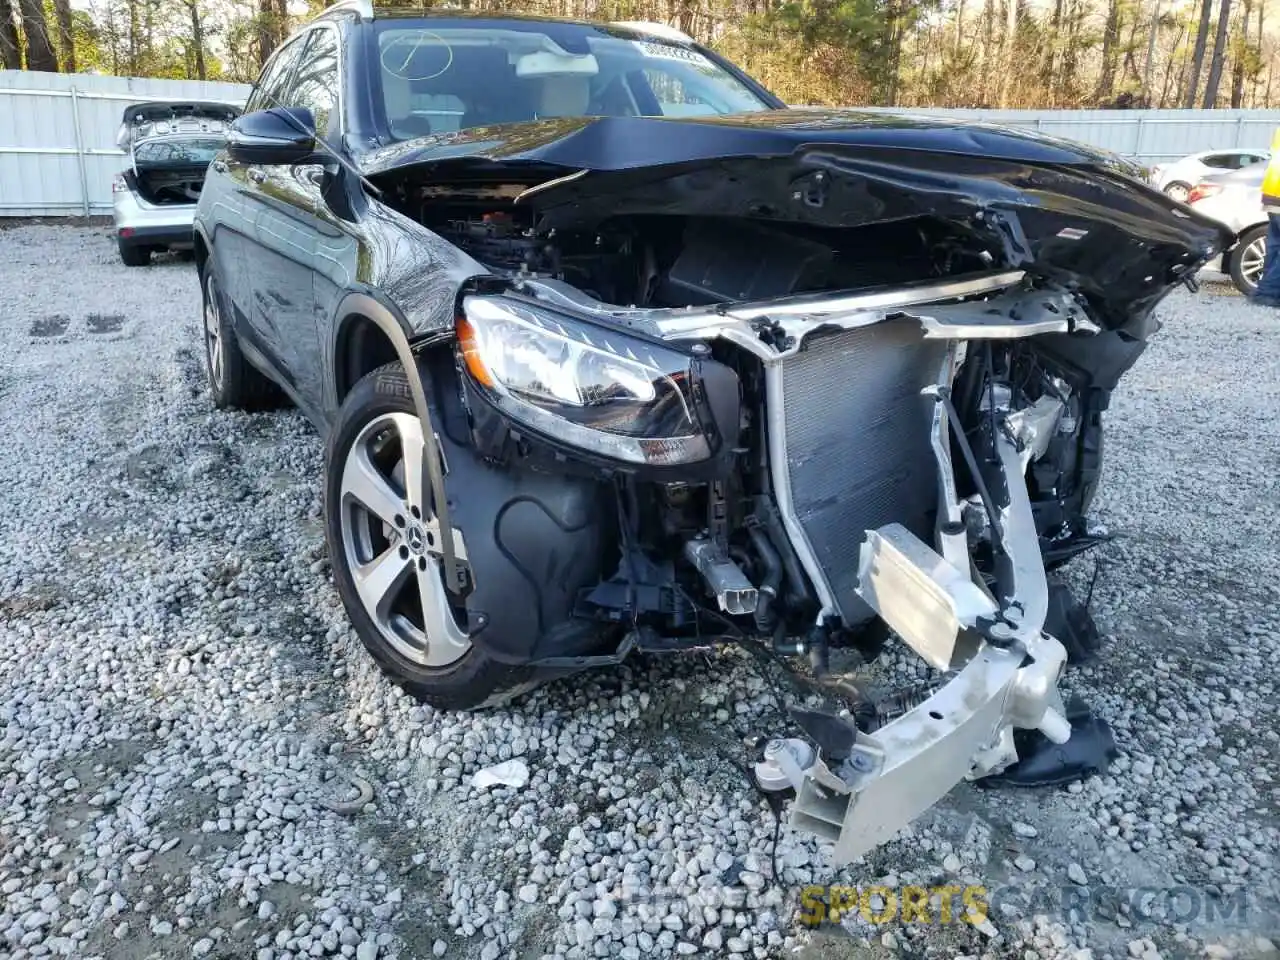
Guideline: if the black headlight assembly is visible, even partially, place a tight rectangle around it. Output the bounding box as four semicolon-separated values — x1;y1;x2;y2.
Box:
456;295;739;477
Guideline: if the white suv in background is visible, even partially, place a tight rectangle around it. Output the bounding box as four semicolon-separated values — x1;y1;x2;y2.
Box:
112;101;240;266
1150;148;1269;203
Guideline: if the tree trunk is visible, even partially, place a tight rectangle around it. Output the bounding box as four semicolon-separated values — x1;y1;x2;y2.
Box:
1040;0;1064;103
53;0;74;72
982;0;995;77
1184;0;1214;106
1097;0;1121;98
1202;0;1233;106
1161;23;1188;106
1256;0;1266;105
0;0;22;69
1142;0;1160;92
18;0;58;70
1232;0;1251;107
996;0;1017;106
257;0;276;67
188;0;206;80
143;0;155;72
1062;0;1083;102
127;0;139;74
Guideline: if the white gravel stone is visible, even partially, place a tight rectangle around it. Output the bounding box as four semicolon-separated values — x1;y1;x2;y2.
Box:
0;232;1274;960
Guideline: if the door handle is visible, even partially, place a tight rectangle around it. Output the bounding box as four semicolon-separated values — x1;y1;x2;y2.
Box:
212;159;227;174
248;168;266;184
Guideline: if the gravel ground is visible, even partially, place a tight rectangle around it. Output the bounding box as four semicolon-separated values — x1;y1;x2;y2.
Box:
0;225;1276;960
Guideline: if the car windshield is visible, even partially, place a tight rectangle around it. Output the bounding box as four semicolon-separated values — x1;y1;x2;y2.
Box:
133;138;225;165
372;19;772;141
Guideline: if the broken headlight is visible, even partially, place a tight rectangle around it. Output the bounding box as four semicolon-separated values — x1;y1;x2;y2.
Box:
457;295;712;466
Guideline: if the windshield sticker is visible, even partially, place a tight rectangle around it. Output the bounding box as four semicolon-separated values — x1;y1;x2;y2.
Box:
631;40;712;68
381;31;454;81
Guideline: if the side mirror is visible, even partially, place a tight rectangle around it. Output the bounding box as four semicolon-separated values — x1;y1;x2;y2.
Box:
227;107;317;165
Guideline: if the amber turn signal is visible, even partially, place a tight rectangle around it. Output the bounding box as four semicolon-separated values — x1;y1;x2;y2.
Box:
455;316;495;388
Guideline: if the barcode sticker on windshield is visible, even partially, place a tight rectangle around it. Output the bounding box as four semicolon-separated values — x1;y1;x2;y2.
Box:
632;40;712;68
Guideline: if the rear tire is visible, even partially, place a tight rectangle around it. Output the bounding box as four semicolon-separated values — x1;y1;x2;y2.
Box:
1164;181;1192;204
118;240;150;266
1229;224;1267;295
325;362;536;710
201;264;278;409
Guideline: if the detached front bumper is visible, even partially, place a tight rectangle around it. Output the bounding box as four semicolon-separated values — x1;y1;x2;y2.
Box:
786;346;1072;864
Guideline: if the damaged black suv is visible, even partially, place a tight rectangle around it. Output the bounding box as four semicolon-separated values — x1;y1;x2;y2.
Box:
194;0;1229;862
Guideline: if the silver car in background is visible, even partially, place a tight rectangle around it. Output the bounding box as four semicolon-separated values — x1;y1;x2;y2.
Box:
1187;166;1268;294
1151;148;1269;203
112;101;240;266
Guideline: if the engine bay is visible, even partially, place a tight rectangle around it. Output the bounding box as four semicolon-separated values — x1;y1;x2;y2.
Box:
390;179;997;309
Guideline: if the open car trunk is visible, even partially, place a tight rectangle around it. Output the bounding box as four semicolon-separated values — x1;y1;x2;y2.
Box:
128;164;211;206
118;100;240;207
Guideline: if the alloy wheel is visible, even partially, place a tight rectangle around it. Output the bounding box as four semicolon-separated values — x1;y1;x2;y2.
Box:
1165;183;1190;204
204;274;224;391
1239;235;1266;290
339;412;472;668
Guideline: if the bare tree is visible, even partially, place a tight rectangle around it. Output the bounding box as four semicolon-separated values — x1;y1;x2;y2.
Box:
54;0;75;71
1040;0;1064;102
1097;0;1121;97
1143;0;1160;91
1;0;22;69
18;0;58;70
1203;0;1233;105
127;0;139;74
1232;0;1252;106
186;0;206;78
1184;0;1214;105
256;0;278;67
8;0;1280;110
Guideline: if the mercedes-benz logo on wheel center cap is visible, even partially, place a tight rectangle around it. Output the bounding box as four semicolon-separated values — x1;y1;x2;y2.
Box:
405;523;426;553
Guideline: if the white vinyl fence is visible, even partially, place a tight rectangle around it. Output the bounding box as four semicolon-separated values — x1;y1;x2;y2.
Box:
856;106;1280;166
0;71;251;217
4;69;1280;217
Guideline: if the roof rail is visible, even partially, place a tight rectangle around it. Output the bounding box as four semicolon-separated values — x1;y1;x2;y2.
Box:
318;0;373;21
611;20;694;43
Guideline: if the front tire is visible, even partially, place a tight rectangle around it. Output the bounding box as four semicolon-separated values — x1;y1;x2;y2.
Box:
1229;224;1267;295
325;362;534;710
118;240;150;266
1164;181;1192;204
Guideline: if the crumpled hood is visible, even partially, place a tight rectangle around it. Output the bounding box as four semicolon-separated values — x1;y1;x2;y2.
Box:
361;107;1232;334
357;108;1143;178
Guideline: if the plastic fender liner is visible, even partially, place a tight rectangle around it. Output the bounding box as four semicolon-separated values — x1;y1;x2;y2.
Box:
436;418;617;664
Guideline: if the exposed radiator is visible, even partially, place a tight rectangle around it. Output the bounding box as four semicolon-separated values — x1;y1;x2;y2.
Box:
776;319;947;622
